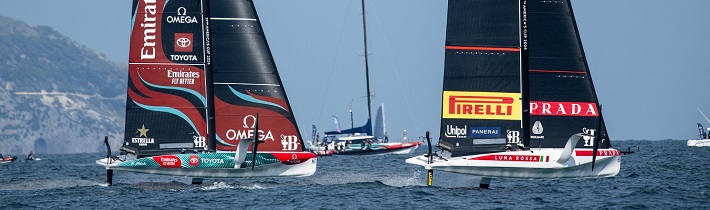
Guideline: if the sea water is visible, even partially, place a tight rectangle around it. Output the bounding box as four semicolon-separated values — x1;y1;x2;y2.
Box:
0;140;708;209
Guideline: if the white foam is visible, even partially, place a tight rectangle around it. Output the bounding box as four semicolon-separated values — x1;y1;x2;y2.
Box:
200;181;267;191
379;170;424;187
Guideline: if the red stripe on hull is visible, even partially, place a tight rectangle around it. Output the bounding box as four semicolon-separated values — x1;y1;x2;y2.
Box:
383;142;421;150
470;155;547;162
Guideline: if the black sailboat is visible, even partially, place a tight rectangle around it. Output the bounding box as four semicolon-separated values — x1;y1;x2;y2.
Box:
97;0;316;185
407;0;620;187
309;0;420;156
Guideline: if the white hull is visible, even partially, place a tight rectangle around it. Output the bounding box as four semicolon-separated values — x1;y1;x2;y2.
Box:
406;148;620;179
389;145;419;154
687;139;710;147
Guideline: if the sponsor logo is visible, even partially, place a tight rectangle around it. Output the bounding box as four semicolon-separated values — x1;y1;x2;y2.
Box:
170;54;198;61
131;161;148;166
167;7;198;62
167;69;199;85
166;7;199;24
442;91;521;120
153;155;181;168
140;0;158;60
131;138;155;147
174;33;193;52
444;125;467;138
283;154;304;164
494;155;539;162
506;130;520;144
469;127;500;138
160;157;179;165
575;149;620;156
582;127;596;147
530;101;598;117
189;155;199;166
132;124;155;146
531;121;545;140
225;115;275;141
193;136;206;149
201;158;225;164
170;32;197;62
280;134;300;151
205;18;212;65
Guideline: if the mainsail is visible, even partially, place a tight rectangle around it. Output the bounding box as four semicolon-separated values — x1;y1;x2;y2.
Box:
209;0;304;153
438;0;609;157
439;0;524;157
124;0;208;157
373;104;386;140
122;0;305;157
527;0;610;149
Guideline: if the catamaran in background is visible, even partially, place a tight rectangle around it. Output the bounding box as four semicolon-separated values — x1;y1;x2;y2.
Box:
688;109;710;147
96;0;316;186
308;0;420;156
406;0;620;188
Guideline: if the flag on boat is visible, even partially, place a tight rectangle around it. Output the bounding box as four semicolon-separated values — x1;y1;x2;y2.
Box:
332;115;341;133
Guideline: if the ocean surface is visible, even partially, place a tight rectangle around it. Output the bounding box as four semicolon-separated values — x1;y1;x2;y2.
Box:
0;140;708;209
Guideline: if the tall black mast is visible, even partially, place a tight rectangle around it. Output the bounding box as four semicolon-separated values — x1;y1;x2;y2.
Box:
519;0;530;148
204;0;216;153
361;0;372;122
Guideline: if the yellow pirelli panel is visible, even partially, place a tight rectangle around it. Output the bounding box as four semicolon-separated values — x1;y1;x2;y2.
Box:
442;91;521;120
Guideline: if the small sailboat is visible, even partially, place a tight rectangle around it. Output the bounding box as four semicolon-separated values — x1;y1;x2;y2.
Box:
406;0;620;188
310;0;420;156
96;0;316;185
312;105;420;156
688;109;710;147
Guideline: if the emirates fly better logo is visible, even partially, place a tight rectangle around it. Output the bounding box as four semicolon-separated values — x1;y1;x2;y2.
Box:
174;33;193;52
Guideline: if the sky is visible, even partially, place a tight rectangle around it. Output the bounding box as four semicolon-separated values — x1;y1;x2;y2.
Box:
1;0;709;141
